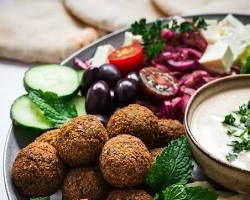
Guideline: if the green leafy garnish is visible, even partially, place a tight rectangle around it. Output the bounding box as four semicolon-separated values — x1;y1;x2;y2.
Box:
192;16;208;30
223;114;236;125
223;100;250;162
28;89;77;128
147;136;193;193
30;197;49;200
130;17;208;60
147;136;218;200
131;19;165;60
162;184;218;200
240;56;250;74
167;16;208;34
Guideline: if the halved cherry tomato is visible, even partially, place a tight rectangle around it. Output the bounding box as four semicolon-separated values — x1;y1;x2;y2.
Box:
108;43;144;75
139;67;179;100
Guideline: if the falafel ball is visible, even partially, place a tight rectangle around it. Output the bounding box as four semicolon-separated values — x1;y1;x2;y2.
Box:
106;104;158;147
106;189;153;200
150;148;163;164
35;128;61;149
154;119;185;148
100;134;151;188
12;142;65;197
58;115;108;167
63;168;109;200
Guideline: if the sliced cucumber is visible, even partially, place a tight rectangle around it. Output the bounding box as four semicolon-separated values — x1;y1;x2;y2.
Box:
77;69;84;84
10;95;52;131
24;64;80;99
68;95;86;116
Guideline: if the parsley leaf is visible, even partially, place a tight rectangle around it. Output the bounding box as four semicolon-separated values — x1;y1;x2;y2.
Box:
28;89;77;128
223;114;236;125
192;16;208;30
162;184;218;200
131;19;165;60
226;153;238;162
147;136;193;193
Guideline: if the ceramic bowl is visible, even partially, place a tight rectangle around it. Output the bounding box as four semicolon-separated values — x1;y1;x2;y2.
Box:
185;74;250;194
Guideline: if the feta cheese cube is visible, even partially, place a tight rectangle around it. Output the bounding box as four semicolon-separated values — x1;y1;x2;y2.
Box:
92;45;114;67
199;41;233;74
123;32;142;46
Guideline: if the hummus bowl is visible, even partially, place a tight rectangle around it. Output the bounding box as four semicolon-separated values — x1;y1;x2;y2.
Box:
185;75;250;194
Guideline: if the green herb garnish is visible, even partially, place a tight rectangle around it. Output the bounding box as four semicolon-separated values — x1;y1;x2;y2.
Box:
223;114;236;125
30;197;49;200
147;136;218;200
147;136;193;193
162;184;218;200
131;19;165;60
223;100;250;162
130;17;208;60
28;89;77;128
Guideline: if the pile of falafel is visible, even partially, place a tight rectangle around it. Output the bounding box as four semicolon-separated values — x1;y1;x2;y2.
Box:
12;104;185;200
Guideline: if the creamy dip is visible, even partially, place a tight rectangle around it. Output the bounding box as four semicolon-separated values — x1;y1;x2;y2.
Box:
191;87;250;171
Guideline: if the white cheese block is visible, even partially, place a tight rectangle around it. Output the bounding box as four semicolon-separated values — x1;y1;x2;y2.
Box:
199;41;233;74
221;30;248;62
202;20;220;44
123;32;142;46
218;14;245;36
92;45;114;67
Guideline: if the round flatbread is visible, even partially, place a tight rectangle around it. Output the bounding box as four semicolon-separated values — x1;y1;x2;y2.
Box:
63;0;164;32
0;0;99;63
151;0;250;15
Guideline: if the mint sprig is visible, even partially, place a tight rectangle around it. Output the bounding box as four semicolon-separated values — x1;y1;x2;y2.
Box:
162;184;218;200
28;89;77;128
147;136;193;193
147;136;218;200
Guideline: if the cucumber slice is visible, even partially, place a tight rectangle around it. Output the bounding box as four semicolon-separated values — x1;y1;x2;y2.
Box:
10;95;52;131
68;95;86;116
77;69;84;84
24;64;80;99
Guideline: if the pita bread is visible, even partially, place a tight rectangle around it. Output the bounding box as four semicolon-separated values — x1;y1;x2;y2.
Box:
0;0;99;63
151;0;250;15
63;0;164;32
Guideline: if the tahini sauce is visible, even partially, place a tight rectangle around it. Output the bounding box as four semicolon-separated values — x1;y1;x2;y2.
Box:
191;87;250;170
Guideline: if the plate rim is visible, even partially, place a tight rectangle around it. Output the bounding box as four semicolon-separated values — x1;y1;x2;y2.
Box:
4;13;250;199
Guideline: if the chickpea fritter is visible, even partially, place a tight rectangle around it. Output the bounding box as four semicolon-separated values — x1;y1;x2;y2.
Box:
154;119;185;148
35;128;61;149
58;115;108;167
106;189;153;200
107;104;158;147
12;142;64;197
100;134;151;188
150;148;163;164
63;168;109;200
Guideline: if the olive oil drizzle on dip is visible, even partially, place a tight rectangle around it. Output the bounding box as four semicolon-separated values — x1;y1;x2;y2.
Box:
191;87;250;171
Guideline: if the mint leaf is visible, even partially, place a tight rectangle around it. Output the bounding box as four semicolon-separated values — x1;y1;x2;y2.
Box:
186;186;218;200
162;185;218;200
163;184;187;200
30;197;49;200
147;136;193;193
28;89;77;128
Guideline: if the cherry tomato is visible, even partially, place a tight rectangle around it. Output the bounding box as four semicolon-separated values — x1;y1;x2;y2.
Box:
108;43;144;75
139;67;179;100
